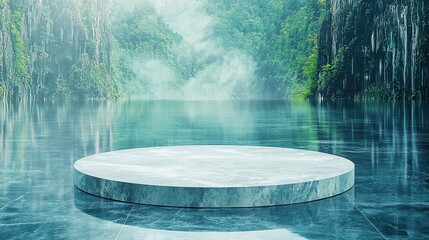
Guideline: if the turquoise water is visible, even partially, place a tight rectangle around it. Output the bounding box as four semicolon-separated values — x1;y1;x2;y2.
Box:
1;100;428;239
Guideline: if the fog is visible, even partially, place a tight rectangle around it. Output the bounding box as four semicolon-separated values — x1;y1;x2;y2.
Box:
127;0;256;99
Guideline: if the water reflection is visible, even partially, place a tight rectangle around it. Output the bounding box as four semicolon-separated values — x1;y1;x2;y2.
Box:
74;187;355;232
1;100;428;239
1;100;428;186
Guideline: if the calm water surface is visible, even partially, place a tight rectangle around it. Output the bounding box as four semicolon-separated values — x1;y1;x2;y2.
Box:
0;100;428;239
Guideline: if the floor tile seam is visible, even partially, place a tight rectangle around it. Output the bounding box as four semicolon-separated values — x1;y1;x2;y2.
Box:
356;201;429;206
0;192;30;211
0;221;48;227
346;193;388;240
114;204;135;240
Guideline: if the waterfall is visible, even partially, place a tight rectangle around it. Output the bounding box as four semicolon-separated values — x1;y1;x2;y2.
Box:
317;0;428;98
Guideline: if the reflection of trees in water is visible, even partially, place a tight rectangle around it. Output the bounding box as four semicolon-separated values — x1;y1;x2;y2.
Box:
1;100;427;239
1;100;315;168
314;100;428;189
0;101;114;170
1;100;427;180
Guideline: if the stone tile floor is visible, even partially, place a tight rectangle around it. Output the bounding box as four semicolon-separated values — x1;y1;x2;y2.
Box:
1;100;428;239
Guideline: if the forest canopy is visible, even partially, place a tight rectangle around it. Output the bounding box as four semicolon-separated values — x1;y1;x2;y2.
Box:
0;0;325;100
1;0;427;100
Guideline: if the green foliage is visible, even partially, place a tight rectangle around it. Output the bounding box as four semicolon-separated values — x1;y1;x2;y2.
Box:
70;52;120;99
280;0;326;98
0;0;122;100
363;86;390;99
2;0;329;100
318;64;333;96
10;10;30;97
206;0;326;98
317;0;428;99
290;79;316;99
111;1;179;89
71;53;100;99
39;8;53;43
297;43;319;98
112;2;178;61
55;76;71;99
318;47;347;98
303;44;319;82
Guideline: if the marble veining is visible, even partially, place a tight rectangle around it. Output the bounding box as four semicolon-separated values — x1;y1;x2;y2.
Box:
74;146;355;207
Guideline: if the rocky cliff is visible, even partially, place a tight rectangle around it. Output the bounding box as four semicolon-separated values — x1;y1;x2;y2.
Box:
317;0;429;99
0;0;117;100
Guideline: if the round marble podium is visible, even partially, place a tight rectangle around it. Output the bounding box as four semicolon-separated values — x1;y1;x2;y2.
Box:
74;146;354;208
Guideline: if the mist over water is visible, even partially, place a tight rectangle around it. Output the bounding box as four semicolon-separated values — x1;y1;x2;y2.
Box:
130;0;256;100
132;59;180;99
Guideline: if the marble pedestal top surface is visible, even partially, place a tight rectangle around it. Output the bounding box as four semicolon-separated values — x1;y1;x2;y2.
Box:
74;146;355;207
